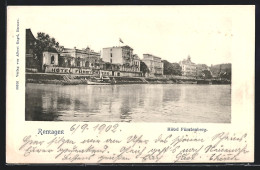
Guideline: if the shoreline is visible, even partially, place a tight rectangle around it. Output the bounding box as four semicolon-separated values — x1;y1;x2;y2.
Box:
26;73;231;85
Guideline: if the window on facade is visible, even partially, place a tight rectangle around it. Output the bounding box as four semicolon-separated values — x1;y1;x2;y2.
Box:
51;55;55;64
85;61;89;67
110;59;112;63
77;60;80;67
110;53;112;57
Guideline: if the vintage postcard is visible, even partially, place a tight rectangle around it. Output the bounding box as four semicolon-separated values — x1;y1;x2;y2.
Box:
6;5;254;163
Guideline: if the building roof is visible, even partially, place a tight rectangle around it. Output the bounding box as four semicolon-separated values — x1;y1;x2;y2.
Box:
121;45;133;50
62;47;100;55
103;45;133;50
143;54;162;60
133;54;140;60
26;29;36;41
179;57;195;65
43;51;58;54
43;48;58;53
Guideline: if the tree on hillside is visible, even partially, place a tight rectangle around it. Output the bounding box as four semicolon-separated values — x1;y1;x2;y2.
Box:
210;63;231;78
220;71;231;80
172;62;182;76
163;60;182;75
200;70;212;79
196;64;209;77
33;32;63;71
163;60;174;75
140;61;149;77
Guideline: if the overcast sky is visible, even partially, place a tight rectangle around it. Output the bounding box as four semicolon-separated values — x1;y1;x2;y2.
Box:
18;6;249;65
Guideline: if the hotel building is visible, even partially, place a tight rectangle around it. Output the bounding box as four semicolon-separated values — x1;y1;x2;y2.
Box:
179;56;197;77
102;46;141;77
142;54;164;77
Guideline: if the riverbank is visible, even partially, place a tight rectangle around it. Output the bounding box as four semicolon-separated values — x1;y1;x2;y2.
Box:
26;73;231;85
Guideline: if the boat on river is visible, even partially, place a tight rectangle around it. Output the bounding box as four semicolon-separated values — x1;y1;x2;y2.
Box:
86;79;111;85
176;80;197;84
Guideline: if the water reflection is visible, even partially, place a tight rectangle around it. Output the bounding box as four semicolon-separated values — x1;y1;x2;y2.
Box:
26;84;231;123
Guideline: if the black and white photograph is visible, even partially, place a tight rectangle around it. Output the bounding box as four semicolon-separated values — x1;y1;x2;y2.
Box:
24;6;232;123
6;5;255;164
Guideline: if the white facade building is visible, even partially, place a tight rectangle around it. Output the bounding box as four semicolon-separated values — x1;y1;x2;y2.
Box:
179;56;197;77
42;51;59;70
142;54;164;77
102;46;141;77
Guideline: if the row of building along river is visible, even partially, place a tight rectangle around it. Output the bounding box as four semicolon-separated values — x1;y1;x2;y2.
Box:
25;29;231;123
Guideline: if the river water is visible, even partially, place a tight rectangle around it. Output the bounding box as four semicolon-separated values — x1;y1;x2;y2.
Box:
25;83;231;123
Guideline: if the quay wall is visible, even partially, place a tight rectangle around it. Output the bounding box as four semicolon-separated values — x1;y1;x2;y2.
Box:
26;73;230;85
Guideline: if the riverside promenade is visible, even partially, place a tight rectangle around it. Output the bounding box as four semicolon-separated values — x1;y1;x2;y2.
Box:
26;73;231;85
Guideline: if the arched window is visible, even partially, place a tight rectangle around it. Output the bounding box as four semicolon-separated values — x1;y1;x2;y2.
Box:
51;55;55;64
